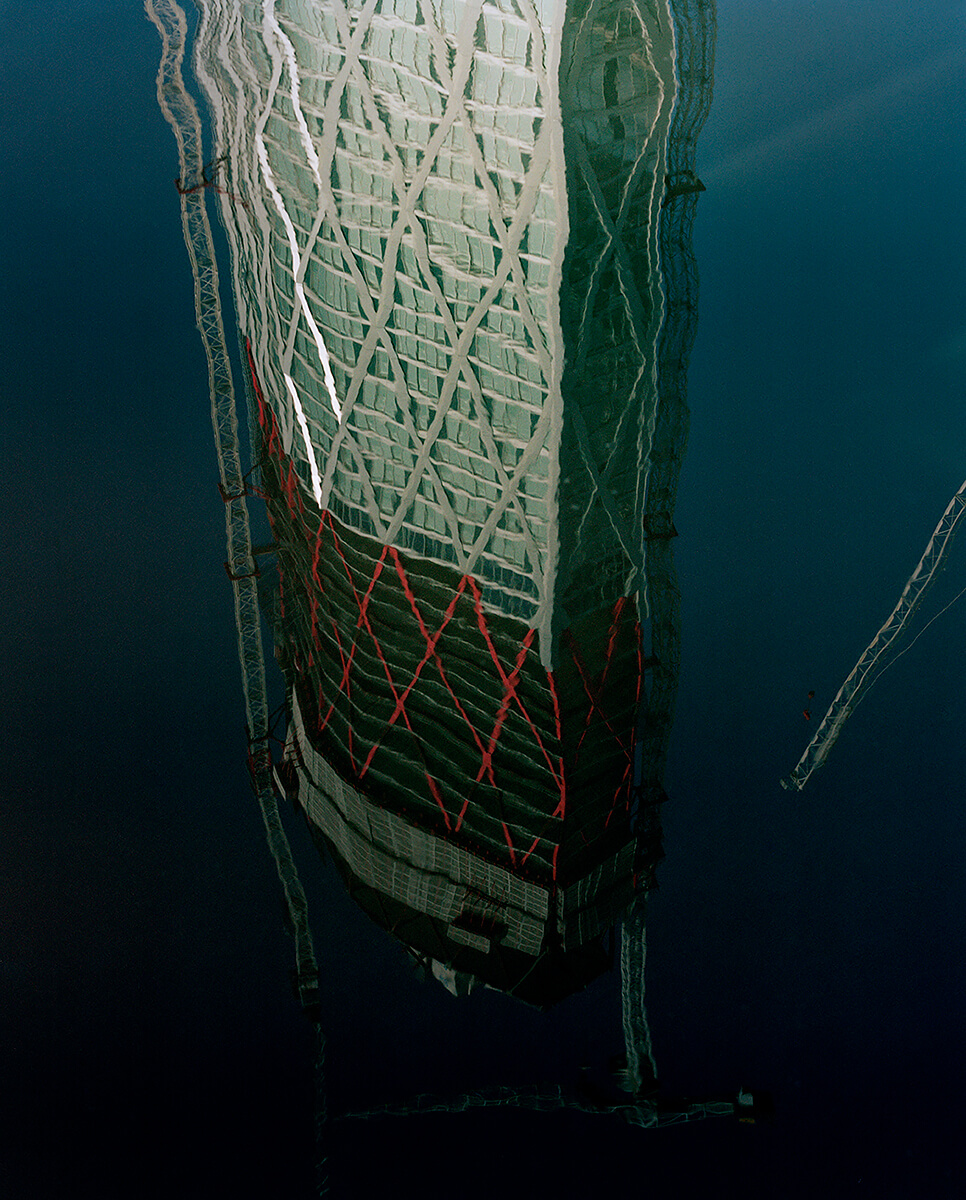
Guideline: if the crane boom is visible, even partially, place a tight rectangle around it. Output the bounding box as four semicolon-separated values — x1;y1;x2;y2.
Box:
336;1084;737;1127
782;476;966;791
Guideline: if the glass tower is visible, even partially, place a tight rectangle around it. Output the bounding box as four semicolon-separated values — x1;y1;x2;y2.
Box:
193;0;712;1005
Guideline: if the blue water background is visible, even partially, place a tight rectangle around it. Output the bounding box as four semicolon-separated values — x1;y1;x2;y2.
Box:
1;1;963;1195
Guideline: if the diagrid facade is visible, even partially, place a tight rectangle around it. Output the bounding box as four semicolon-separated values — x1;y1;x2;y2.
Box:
194;0;713;1005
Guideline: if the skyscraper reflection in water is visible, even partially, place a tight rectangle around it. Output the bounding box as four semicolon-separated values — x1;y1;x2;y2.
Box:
190;0;713;1008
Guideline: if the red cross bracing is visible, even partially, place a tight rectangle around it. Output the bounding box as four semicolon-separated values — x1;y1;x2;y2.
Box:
250;354;652;893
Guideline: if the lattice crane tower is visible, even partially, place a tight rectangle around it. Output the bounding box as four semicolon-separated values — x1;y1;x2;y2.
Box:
146;0;320;1015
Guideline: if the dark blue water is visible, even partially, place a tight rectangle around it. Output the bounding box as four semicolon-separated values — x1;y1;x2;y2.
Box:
1;2;963;1196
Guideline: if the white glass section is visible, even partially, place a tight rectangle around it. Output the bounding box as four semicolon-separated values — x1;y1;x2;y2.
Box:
194;0;677;662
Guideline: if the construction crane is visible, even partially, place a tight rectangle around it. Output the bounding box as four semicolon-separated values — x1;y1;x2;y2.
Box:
148;0;327;1186
146;2;327;1188
782;476;966;791
145;0;319;1013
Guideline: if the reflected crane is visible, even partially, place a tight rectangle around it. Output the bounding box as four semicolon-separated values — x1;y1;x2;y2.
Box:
782;476;966;791
145;0;319;1012
146;0;327;1186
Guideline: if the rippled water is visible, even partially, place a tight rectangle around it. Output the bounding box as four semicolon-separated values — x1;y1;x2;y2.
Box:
2;1;964;1196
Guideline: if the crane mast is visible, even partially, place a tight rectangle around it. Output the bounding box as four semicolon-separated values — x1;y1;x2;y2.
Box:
145;0;319;1014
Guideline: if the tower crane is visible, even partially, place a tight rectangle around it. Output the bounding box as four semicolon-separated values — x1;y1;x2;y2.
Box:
145;0;319;1014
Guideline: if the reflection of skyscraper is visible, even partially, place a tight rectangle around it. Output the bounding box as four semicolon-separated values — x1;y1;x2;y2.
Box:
192;0;713;1006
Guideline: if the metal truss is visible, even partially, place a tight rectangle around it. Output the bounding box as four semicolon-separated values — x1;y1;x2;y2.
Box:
146;0;319;1015
783;475;966;791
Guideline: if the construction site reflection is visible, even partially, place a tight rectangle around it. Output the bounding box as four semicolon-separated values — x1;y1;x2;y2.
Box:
148;0;747;1162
